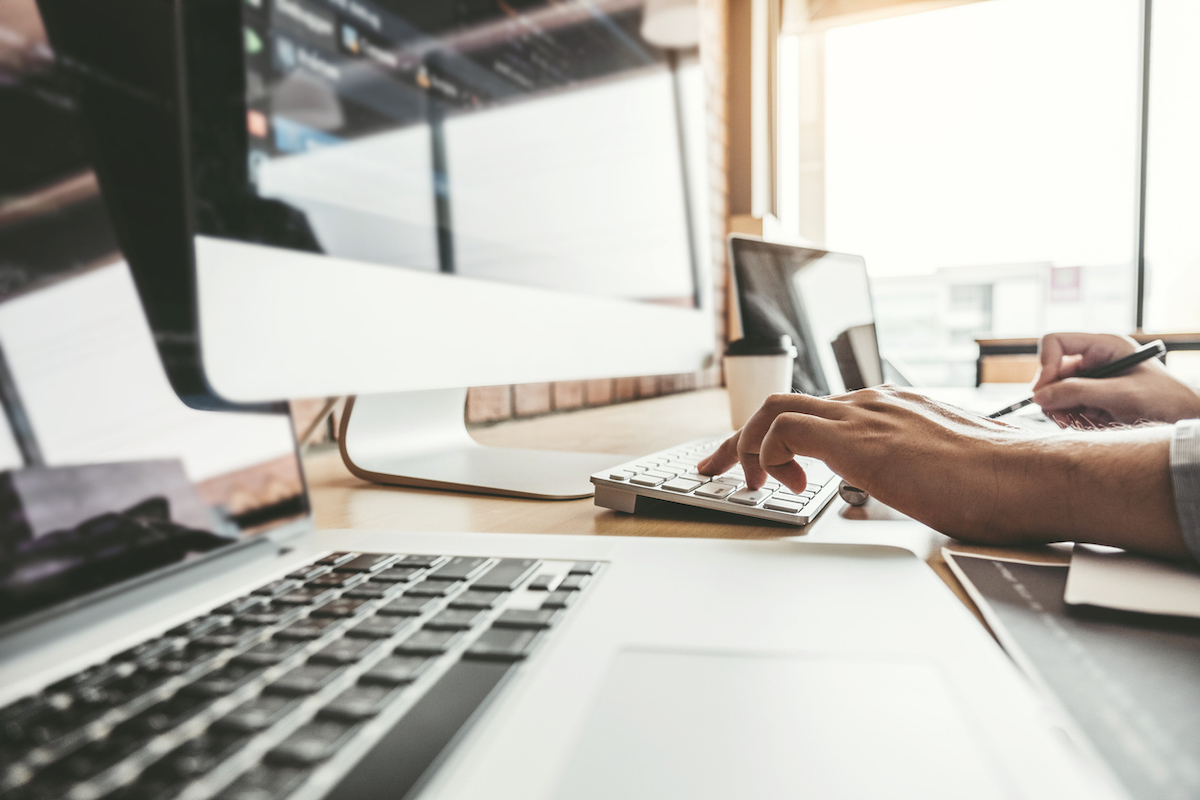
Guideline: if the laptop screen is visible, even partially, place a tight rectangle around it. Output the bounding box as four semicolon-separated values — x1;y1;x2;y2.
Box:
730;237;883;396
0;0;310;629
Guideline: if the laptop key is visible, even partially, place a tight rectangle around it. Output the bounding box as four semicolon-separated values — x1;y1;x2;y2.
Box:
662;478;702;493
542;591;577;609
318;684;401;721
310;598;370;618
235;639;307;666
310;637;381;665
344;581;405;600
332;554;399;573
308;572;367;590
426;557;489;582
568;561;601;575
465;628;541;662
286;564;331;581
267;720;359;765
405;580;462;597
182;663;265;697
394;629;462;655
216;694;301;733
252;579;301;597
359;655;433;686
471;559;540;591
274;616;340;640
558;575;590;591
345;616;416;640
316;552;359;566
424;609;485;630
215;595;268;615
448;590;507;609
397;555;444;567
267;664;345;696
370;567;426;584
214;764;309;800
526;575;560;591
275;587;338;606
492;609;562;629
377;596;440;617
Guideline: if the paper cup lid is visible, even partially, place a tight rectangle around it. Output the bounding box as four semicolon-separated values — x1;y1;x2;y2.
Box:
725;335;797;357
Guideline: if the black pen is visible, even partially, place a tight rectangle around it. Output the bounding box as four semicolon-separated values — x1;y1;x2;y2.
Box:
987;339;1167;419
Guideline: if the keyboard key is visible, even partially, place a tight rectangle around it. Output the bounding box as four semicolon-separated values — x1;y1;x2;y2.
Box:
359;655;433;686
182;663;265;697
397;555;444;567
449;590;507;609
472;558;540;591
216;695;300;732
424;609;485;630
154;730;248;780
662;478;702;493
492;609;562;629
630;474;665;487
274;616;340;640
332;553;399;573
728;487;774;506
215;764;309;800
275;587;338;606
558;574;590;591
763;499;802;513
426;557;489;582
267;664;344;696
286;564;331;581
694;482;736;499
318;684;401;721
215;596;268;615
310;598;370;618
542;591;577;610
193;624;267;650
316;552;359;566
465;628;541;662
310;637;381;665
252;579;302;598
267;720;359;765
607;470;634;480
568;561;601;575
527;574;560;591
308;573;367;590
345;615;415;640
169;615;232;638
643;469;676;479
344;580;405;600
406;580;463;597
377;596;440;616
395;629;462;655
370;567;426;584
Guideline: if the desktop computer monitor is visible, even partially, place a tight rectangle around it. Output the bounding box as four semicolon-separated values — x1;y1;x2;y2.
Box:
35;0;715;499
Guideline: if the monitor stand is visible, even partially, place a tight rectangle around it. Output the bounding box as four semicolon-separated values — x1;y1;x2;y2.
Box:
337;389;629;500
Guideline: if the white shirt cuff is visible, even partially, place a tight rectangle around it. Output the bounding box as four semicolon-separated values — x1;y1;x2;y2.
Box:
1169;419;1200;563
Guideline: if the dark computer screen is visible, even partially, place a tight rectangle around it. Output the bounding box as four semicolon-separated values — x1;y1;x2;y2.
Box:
0;0;310;628
232;0;701;305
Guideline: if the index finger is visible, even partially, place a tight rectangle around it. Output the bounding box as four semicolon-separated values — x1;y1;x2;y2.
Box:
736;393;849;488
697;429;741;476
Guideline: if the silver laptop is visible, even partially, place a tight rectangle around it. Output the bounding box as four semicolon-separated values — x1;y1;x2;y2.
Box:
0;265;1123;800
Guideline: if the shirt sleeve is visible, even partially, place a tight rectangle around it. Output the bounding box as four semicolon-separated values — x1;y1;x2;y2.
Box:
1169;418;1200;563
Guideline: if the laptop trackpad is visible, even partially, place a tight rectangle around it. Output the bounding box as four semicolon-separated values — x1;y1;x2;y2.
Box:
553;649;1008;800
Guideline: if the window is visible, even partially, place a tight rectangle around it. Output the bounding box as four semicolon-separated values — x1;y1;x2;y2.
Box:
779;0;1143;385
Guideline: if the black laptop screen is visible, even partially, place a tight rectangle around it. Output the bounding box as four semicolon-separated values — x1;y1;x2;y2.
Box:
0;0;310;628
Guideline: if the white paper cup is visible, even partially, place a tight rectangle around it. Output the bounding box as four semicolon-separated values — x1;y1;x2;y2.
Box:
725;336;797;429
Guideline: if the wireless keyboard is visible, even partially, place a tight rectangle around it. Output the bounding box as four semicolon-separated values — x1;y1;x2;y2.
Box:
591;434;841;525
0;552;598;800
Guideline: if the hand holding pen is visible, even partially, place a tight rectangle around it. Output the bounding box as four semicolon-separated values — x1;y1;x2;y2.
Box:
989;334;1200;425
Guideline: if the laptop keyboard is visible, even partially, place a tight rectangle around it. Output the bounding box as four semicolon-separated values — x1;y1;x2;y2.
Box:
591;435;841;525
0;552;600;800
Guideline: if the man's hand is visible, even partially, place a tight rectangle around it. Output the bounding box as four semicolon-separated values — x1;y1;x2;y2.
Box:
1032;332;1200;427
696;386;1187;559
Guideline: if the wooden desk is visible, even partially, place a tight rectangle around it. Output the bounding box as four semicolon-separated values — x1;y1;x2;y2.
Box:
304;388;1069;628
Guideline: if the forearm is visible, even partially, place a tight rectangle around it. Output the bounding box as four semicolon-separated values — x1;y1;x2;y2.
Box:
1003;427;1188;560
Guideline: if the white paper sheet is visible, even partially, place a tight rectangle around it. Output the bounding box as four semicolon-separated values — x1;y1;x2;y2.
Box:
1064;543;1200;619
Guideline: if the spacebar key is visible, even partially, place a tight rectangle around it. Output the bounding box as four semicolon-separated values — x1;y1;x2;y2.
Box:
324;660;514;800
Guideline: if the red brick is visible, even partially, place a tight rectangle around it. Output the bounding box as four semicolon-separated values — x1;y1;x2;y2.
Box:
513;383;552;417
585;378;614;406
553;381;585;410
614;377;638;402
465;385;512;424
